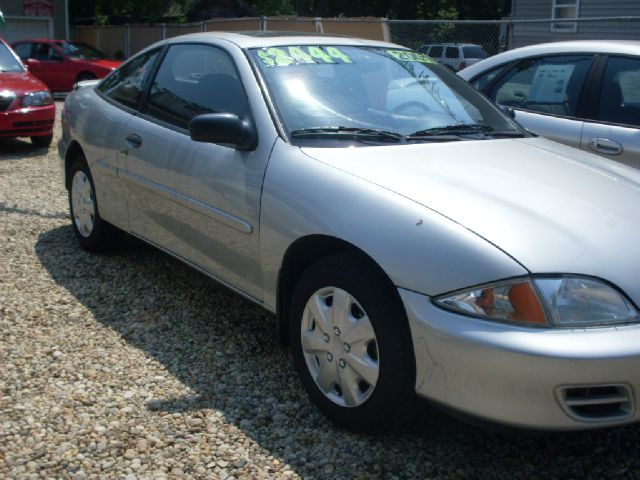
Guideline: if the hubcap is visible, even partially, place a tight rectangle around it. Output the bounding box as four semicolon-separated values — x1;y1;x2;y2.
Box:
300;287;379;408
71;170;96;238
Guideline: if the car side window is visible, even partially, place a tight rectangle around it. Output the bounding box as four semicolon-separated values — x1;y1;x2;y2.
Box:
471;64;509;91
98;48;160;110
33;43;62;61
445;47;459;59
144;44;249;130
430;46;443;58
489;55;593;118
13;43;31;59
598;56;640;128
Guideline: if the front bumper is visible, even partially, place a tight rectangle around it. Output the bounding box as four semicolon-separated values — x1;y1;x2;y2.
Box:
400;288;640;430
0;104;55;139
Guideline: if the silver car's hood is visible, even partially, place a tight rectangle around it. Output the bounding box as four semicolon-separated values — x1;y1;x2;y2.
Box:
302;137;640;304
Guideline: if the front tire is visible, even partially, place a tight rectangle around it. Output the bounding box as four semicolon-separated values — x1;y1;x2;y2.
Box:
76;72;96;83
68;155;121;252
289;253;415;432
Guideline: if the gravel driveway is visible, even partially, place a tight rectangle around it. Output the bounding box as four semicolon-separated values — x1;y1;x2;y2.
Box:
1;102;640;479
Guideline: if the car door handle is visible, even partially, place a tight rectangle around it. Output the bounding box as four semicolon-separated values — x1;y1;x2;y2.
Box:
588;137;623;156
125;133;143;149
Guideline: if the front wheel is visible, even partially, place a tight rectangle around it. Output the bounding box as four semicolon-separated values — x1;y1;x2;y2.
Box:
76;72;96;83
68;156;121;252
289;253;415;432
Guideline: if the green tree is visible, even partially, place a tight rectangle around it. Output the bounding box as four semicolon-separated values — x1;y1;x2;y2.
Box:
70;0;195;24
248;0;295;15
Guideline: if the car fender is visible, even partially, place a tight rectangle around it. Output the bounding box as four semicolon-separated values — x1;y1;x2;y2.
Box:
259;139;528;311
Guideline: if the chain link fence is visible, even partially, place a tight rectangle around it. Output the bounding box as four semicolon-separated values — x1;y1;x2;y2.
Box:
389;20;505;56
389;16;640;56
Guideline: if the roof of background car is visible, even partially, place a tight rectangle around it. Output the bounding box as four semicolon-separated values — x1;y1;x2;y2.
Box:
11;38;54;43
459;40;640;80
160;31;400;49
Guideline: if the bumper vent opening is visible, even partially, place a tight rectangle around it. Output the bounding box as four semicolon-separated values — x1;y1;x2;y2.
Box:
558;384;633;422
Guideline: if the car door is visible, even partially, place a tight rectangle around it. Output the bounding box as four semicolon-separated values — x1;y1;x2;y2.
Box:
484;54;595;150
580;55;640;169
27;42;67;91
120;42;276;300
88;47;162;229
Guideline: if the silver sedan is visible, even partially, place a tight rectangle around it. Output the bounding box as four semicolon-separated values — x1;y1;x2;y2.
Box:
59;32;640;432
459;40;640;169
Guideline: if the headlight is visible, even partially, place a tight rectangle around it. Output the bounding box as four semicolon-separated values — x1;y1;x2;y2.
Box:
434;276;638;327
22;91;53;107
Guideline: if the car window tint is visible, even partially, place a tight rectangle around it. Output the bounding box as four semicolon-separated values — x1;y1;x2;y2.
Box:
145;44;248;130
490;55;593;117
471;65;509;91
98;48;160;110
13;43;31;59
430;46;443;57
598;56;640;128
445;47;459;59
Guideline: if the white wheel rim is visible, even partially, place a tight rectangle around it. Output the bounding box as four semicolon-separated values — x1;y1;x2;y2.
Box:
301;287;379;408
71;170;96;238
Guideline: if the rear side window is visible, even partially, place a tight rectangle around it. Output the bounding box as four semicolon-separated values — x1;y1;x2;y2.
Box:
98;48;160;110
430;46;443;57
13;43;31;59
445;47;459;59
462;46;487;59
489;55;593;118
145;43;248;130
598;56;640;128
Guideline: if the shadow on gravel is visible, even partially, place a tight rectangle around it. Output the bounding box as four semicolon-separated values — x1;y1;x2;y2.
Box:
36;225;640;479
0;138;50;160
0;203;68;220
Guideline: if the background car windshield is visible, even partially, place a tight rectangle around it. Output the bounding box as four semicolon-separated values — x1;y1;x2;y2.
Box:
0;43;24;73
60;42;110;60
250;46;516;139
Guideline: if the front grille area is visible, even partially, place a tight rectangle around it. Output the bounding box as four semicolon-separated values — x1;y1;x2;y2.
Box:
13;120;54;128
557;384;633;422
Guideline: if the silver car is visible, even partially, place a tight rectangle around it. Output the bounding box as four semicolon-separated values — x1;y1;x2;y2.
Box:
59;32;640;432
459;40;640;169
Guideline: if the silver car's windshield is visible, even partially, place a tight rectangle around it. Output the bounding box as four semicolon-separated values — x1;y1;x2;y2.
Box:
250;45;523;145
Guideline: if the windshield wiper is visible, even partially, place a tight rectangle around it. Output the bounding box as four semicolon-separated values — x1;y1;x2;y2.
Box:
291;127;403;143
408;123;527;139
408;124;495;137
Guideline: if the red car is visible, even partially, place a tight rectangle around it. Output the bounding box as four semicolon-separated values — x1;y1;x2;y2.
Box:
11;39;121;93
0;37;55;147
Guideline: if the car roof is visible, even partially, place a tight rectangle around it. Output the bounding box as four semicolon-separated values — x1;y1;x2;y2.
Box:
150;31;399;50
459;40;640;79
12;38;55;43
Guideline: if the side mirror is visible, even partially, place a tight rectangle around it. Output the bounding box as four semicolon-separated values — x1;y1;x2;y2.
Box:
189;113;257;151
499;104;516;119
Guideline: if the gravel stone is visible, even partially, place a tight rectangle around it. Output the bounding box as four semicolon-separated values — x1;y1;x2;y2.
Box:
1;102;640;479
